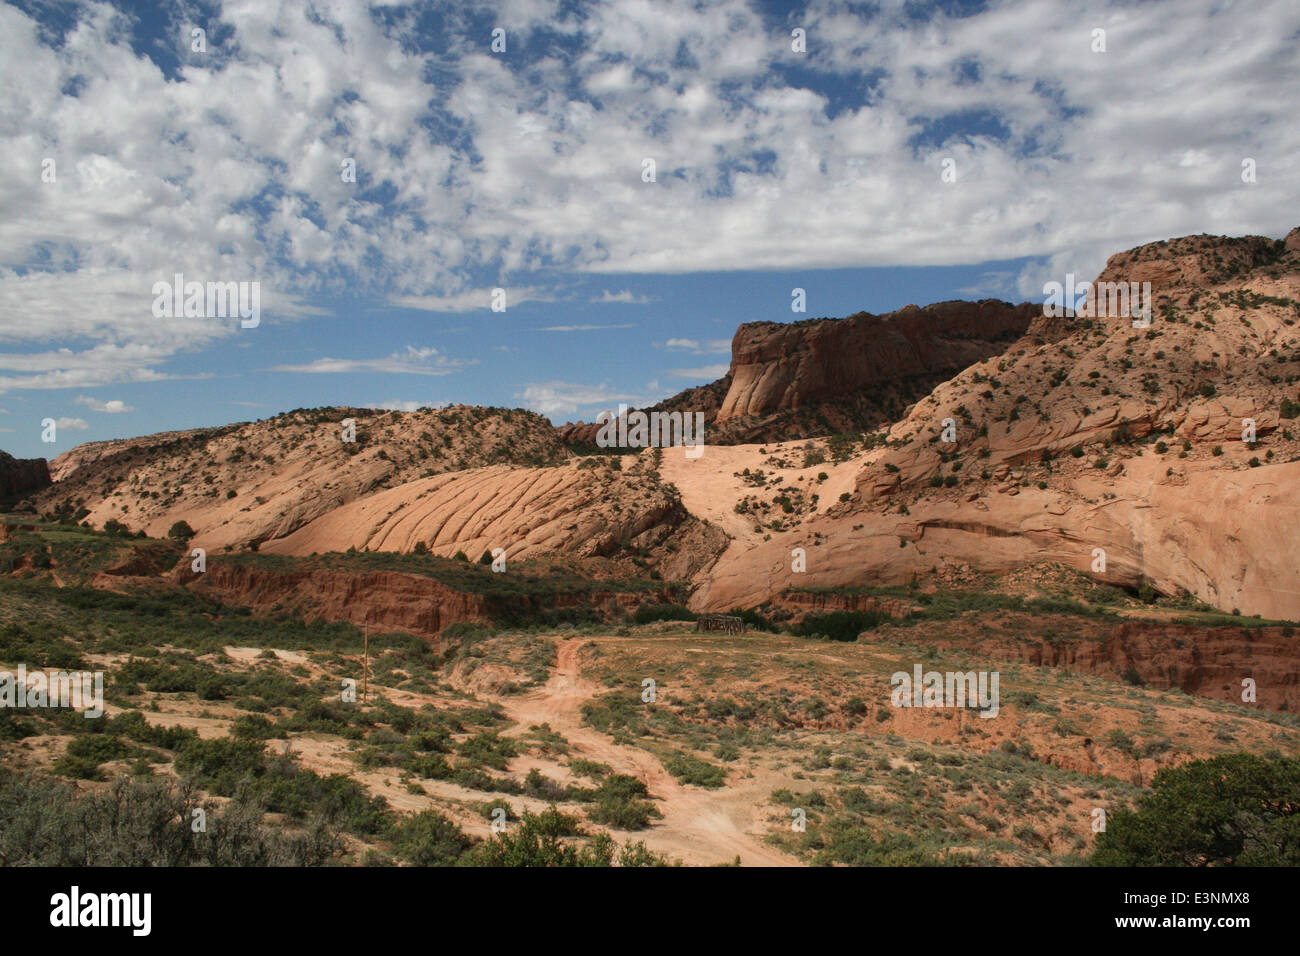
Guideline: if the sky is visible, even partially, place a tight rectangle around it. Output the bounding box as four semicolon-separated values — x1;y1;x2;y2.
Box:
1;0;1297;459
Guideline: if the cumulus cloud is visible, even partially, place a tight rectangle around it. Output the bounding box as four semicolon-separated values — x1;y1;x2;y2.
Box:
0;344;195;393
74;396;134;413
515;381;650;418
2;0;1297;394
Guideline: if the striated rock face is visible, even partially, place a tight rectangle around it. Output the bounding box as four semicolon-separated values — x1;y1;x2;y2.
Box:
875;620;1300;711
33;227;1300;624
183;563;489;638
258;460;686;561
181;561;678;639
33;405;567;551
0;451;51;499
717;299;1037;422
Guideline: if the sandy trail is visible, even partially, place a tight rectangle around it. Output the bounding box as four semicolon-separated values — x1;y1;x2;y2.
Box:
496;638;799;867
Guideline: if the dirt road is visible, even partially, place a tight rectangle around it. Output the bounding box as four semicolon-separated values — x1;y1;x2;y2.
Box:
496;638;799;867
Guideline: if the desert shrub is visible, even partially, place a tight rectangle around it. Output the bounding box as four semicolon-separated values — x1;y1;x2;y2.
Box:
569;759;611;780
408;753;453;780
390;810;475;866
0;771;339;866
794;610;884;642
663;751;726;788
231;714;282;740
109;710;198;750
582;774;660;830
441;621;493;642
0;623;84;669
814;819;950;866
468;807;611;867
457;732;518;770
633;603;695;625
174;737;268;795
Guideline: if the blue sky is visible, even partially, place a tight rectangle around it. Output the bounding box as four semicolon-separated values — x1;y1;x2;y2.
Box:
1;0;1297;458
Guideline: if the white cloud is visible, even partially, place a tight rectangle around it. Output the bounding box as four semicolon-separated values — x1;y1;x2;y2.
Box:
74;395;134;413
364;399;450;412
591;289;655;304
659;337;731;354
270;346;473;376
390;286;557;313
1;0;1297;397
0;344;193;393
532;323;635;333
54;417;89;431
668;363;729;380
957;272;1018;299
515;381;650;418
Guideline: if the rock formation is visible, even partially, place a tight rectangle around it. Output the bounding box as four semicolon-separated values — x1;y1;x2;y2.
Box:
0;450;51;499
28;227;1300;621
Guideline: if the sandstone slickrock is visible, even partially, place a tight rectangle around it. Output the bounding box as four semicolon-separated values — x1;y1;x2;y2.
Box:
28;227;1300;621
685;229;1300;619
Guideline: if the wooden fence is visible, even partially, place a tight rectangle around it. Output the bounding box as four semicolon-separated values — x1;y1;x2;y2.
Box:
694;614;746;635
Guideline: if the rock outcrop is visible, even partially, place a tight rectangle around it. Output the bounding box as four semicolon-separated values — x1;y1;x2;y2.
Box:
31;405;568;552
35;227;1300;622
0;451;50;499
682;228;1300;620
556;300;1035;447
717;299;1037;422
872;619;1300;711
180;560;681;639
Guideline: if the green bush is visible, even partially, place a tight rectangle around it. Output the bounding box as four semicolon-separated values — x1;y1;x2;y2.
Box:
663;752;726;788
794;610;884;642
1092;754;1300;866
582;774;660;830
174;737;268;795
390;810;476;866
467;807;634;867
0;772;340;866
633;603;695;625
